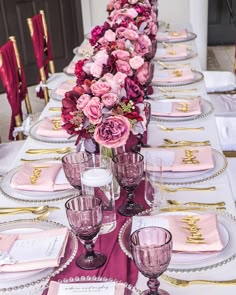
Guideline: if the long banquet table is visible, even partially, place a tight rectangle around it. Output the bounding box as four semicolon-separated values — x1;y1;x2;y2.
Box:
1;23;236;294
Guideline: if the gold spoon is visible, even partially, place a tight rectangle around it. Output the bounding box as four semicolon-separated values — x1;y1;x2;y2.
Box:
167;199;225;207
157;124;204;131
157;60;190;69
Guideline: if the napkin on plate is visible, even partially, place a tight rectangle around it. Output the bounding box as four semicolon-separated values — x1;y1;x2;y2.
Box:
143;146;214;172
36;117;69;138
55;80;76;96
0;227;69;272
11;162;72;191
47;281;125;295
133;213;224;253
153;67;195;83
149;98;201;117
155;46;188;59
157;29;189;41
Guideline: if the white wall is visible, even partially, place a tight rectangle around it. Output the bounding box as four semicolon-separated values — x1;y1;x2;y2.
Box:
81;0;208;69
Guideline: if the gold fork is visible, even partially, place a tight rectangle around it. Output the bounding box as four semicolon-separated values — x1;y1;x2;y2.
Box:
166;199;225;207
26;147;73;154
161;186;216;193
162;274;236;286
157;124;204;131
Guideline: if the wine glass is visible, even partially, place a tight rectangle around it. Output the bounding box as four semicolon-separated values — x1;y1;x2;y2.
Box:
130;226;173;295
65;195;107;270
112;152;144;216
62;151;92;190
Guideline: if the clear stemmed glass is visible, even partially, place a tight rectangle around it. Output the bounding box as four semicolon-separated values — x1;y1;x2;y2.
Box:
145;154;164;210
112;152;144;217
65;195;107;270
130;226;173;295
62;151;92;190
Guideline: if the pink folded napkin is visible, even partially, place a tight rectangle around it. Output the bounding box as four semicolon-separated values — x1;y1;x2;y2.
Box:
11;163;72;191
156;46;188;59
55;80;75;96
36;117;69;138
145;146;214;172
0;228;69;272
153;68;194;83
47;281;125;295
150;98;201;117
157;29;189;41
157;214;223;253
65;61;76;75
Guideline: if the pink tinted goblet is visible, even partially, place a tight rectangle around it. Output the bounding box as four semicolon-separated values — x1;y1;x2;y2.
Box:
112;152;144;216
65;195;107;270
130;227;173;295
62;152;92;190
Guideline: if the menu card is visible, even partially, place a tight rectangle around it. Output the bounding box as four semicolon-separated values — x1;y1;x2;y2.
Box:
0;227;69;272
48;281;118;295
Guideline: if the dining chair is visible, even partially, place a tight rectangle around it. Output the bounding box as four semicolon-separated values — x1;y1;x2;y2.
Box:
27;10;55;104
0;37;32;141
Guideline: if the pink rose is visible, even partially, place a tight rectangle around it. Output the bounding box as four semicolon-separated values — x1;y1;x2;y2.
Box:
82;61;92;74
90;63;103;78
129;56;144;70
134;35;152;56
116;27;139;40
116;60;133;76
112;50;130;61
76;94;90;110
93;49;109;66
101;93;119;108
113;72;127;86
91;81;111;96
83;97;103;124
136;62;154;85
104;29;116;42
94;115;131;148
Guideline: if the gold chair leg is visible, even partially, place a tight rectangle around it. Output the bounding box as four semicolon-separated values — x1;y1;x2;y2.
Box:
15;114;24;140
40;67;49;104
25;93;32;114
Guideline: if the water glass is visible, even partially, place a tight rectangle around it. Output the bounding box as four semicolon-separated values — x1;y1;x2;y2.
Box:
62;151;92;190
65;195;107;270
145;154;164;209
130;226;173;295
81;155;116;234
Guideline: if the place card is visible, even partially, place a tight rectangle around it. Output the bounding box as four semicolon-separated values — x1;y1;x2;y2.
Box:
48;281;116;295
132;216;169;234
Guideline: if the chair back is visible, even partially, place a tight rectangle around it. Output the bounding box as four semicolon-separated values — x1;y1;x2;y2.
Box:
27;10;55;104
234;42;236;75
0;37;32;140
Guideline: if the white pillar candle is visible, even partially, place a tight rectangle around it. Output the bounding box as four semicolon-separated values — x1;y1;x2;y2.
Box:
81;168;112;187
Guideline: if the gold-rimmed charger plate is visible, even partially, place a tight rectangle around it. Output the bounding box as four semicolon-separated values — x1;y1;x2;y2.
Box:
154;48;197;62
151;70;204;87
119;207;236;273
142;148;227;185
0;219;77;293
28;119;76;144
150;98;214;122
0;166;77;204
157;31;197;43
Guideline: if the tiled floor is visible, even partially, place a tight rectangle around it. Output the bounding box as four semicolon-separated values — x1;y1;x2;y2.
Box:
0;46;235;143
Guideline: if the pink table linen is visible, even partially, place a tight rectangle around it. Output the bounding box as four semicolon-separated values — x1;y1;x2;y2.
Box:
153;68;195;83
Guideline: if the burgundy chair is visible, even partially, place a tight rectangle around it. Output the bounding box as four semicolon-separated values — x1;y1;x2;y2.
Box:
27;10;55;104
0;37;32;140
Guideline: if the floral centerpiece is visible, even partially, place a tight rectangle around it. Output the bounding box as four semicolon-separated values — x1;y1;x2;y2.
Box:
61;0;158;151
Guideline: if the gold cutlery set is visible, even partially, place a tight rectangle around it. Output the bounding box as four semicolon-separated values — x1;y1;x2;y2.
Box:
0;206;60;219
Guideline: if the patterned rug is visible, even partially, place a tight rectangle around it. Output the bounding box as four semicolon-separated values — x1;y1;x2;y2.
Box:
207;47;221;71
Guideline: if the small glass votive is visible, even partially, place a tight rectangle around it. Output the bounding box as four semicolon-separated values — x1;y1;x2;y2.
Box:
81;155;116;234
